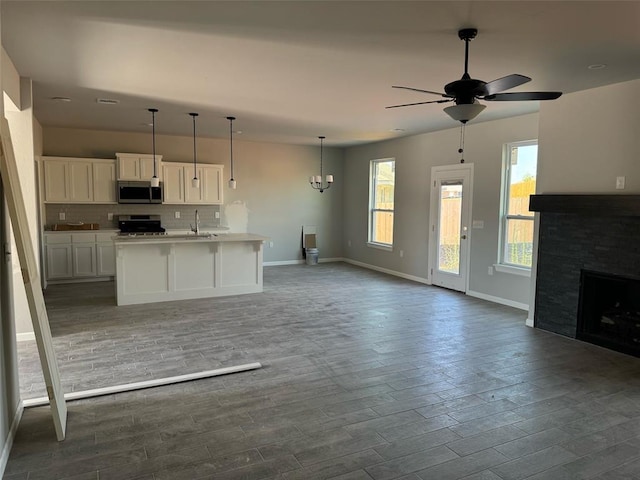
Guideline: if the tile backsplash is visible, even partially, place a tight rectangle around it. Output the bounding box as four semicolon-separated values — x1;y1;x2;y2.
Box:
45;204;222;231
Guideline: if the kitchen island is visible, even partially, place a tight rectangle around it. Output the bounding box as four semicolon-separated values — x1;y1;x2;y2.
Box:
114;233;268;306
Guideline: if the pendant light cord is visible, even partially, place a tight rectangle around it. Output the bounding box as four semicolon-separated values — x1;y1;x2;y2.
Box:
227;116;235;181
190;113;198;179
149;108;158;177
319;136;324;179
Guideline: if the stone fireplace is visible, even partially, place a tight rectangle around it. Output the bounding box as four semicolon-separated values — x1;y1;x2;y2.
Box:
530;195;640;358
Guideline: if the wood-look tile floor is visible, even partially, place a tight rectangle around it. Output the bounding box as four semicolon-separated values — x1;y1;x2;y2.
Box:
5;263;640;480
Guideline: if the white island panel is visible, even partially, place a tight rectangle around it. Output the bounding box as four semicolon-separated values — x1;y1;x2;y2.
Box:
220;242;261;288
174;242;217;291
114;234;267;306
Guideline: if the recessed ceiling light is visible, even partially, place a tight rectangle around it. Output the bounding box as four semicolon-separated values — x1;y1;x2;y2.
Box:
96;98;120;105
588;64;607;70
51;96;71;102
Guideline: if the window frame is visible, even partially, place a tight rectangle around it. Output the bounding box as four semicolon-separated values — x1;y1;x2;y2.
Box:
367;158;395;250
496;140;537;275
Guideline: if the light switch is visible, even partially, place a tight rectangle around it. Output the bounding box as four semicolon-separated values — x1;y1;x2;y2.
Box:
107;213;113;220
59;212;66;220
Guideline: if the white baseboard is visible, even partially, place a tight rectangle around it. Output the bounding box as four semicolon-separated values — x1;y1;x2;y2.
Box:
0;401;24;479
466;289;529;311
263;257;343;267
264;260;303;266
525;317;534;327
343;258;430;285
16;332;35;342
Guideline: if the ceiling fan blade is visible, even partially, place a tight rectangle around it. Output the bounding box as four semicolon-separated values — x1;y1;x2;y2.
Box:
484;91;562;101
484;74;531;95
386;99;453;109
392;85;449;97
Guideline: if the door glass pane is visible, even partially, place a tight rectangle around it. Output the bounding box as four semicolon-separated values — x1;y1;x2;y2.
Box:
372;211;393;244
503;218;534;267
438;183;462;274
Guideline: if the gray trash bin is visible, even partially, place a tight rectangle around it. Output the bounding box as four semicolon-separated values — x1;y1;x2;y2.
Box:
305;248;319;265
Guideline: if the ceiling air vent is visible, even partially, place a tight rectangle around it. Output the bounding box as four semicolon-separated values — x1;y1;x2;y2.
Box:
96;98;120;105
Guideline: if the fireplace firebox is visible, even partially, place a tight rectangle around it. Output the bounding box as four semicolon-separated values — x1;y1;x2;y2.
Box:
577;270;640;358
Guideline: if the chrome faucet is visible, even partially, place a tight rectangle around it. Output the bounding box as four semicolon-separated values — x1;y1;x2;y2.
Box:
190;209;200;234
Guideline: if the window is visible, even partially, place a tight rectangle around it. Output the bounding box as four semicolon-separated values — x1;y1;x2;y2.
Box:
499;141;537;269
368;159;395;247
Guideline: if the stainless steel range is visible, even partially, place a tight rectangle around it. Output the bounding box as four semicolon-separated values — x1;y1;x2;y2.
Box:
117;214;166;236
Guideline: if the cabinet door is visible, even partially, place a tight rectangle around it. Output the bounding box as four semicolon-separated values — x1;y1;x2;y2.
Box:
96;243;116;276
43;159;69;202
68;161;93;202
118;156;140;180
93;161;117;203
140;156;160;180
46;244;73;279
202;165;223;204
162;164;185;203
72;244;97;277
185;166;204;204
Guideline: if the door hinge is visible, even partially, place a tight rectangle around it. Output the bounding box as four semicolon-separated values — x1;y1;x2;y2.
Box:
430;268;433;275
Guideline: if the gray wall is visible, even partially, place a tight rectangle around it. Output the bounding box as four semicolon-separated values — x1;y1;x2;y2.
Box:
538;79;640;194
343;114;539;306
43;127;344;262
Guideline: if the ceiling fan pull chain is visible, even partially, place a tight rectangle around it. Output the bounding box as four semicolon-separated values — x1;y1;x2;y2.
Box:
458;123;465;164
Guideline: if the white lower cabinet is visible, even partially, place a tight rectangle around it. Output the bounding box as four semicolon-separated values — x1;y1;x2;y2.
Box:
46;244;73;279
96;242;116;276
72;244;97;277
45;232;116;281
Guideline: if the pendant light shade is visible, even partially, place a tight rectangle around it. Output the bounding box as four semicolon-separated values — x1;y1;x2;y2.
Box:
309;136;333;193
189;112;200;188
227;116;237;189
148;108;160;187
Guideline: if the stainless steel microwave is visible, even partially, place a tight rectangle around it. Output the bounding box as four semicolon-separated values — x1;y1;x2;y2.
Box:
117;181;163;204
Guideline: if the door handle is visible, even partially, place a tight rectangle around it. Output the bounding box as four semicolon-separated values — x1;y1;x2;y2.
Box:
461;235;467;240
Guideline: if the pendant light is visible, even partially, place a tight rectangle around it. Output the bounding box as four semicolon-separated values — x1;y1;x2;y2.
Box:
227;116;237;189
189;112;200;188
148;108;160;187
309;136;333;193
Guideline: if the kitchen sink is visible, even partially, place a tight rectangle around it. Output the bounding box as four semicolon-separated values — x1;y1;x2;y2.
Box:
165;233;216;239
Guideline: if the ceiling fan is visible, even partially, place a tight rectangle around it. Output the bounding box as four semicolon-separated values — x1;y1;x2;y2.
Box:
386;28;562;123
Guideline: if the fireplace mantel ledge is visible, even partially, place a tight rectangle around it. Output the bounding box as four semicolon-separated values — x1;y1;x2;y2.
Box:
529;194;640;216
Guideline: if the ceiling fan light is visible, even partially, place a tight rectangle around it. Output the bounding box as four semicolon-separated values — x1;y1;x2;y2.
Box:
443;103;486;123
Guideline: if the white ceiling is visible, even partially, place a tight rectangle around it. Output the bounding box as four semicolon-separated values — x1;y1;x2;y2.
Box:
2;1;639;147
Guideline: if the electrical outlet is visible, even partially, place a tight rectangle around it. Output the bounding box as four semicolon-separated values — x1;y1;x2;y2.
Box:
347;240;351;247
399;250;404;258
616;176;625;190
214;212;220;219
175;211;180;219
59;212;66;220
107;213;113;220
488;266;494;275
269;241;274;248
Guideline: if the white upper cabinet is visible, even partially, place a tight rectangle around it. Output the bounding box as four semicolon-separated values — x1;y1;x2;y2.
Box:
163;162;223;205
43;157;116;204
116;153;163;181
162;163;185;203
92;160;117;203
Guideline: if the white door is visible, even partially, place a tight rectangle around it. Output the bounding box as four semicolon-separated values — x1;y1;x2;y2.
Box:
429;164;473;292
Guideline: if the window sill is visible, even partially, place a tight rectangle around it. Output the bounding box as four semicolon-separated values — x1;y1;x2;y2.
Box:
494;264;531;278
367;242;393;252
